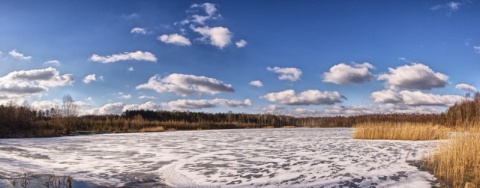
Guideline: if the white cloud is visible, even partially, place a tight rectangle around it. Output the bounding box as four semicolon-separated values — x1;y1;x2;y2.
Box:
261;104;285;114
166;98;251;110
83;74;96;84
371;89;465;107
44;60;60;66
83;102;125;115
158;34;191;46
321;104;442;117
86;97;93;101
261;89;346;105
378;63;449;90
235;40;247;48
123;101;159;112
136;73;234;96
431;2;463;14
139;95;156;100
371;89;403;104
82;101;159;115
131;27;147;35
90;51;157;63
189;3;219;25
447;2;461;11
31;100;58;111
400;90;465;106
267;66;302;82
323;62;374;84
9;49;32;60
120;94;131;99
193;26;232;49
474;46;480;54
0;67;73;102
122;13;139;20
456;83;477;93
249;80;263;87
128;67;134;71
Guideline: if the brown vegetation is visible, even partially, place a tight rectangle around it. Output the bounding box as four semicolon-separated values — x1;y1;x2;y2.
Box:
353;122;449;140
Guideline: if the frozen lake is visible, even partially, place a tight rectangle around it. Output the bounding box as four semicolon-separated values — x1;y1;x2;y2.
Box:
0;128;439;187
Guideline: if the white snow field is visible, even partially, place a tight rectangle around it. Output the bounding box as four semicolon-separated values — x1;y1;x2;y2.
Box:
0;128;440;187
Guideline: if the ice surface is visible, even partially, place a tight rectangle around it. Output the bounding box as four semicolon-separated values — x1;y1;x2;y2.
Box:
0;128;439;187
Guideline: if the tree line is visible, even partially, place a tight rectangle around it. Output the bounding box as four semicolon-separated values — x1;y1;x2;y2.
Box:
1;93;479;138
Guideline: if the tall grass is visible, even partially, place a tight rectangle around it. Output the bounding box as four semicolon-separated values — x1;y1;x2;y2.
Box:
422;128;480;188
353;122;449;140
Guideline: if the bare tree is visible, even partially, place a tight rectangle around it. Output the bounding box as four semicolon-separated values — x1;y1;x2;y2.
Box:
61;94;79;135
61;94;78;118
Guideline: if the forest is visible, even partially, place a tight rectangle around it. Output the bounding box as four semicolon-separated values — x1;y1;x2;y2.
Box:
0;93;479;138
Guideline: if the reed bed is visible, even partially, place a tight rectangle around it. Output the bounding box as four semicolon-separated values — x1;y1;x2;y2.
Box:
422;128;480;188
139;126;165;132
353;122;449;140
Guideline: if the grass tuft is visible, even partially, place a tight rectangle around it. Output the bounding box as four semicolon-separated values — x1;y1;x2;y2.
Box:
353;122;449;141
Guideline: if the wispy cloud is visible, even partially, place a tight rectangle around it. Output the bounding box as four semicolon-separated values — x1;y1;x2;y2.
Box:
83;74;96;84
9;49;32;60
474;46;480;54
431;1;463;15
90;51;157;63
235;39;247;48
158;34;191;46
267;66;302;82
136;73;234;96
131;27;148;35
44;60;60;66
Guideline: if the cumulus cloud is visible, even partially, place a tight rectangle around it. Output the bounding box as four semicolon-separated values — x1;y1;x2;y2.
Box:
9;49;32;60
158;34;191;46
261;105;285;114
166;98;251;110
249;80;263;87
31;100;58;111
193;26;232;49
371;90;404;104
456;83;477;93
0;67;73;102
131;27;147;35
267;66;302;82
378;63;448;90
118;92;131;99
123;101;159;112
83;74;96;84
44;60;60;66
400;90;464;106
323;62;375;84
128;67;134;71
371;89;465;107
261;89;346;105
236;40;247;48
136;73;234;96
90;51;157;63
82;101;159;115
474;46;480;54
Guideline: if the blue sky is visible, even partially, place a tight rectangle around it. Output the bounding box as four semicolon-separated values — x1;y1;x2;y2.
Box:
0;0;479;116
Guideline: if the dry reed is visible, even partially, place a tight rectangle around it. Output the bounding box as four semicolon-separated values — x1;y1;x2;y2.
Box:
353;122;449;140
422;128;480;188
139;126;164;132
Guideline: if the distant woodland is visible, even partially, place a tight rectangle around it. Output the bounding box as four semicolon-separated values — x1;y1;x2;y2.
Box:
0;93;479;138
